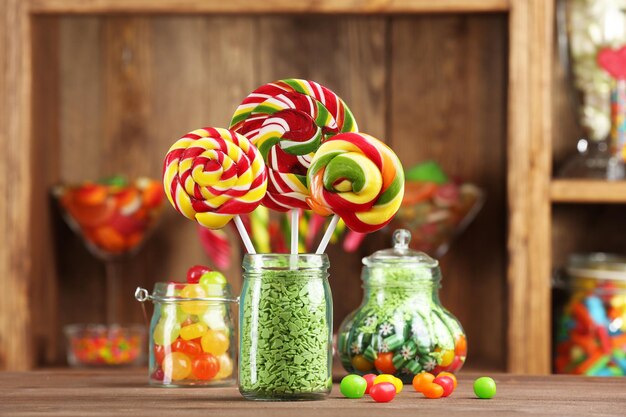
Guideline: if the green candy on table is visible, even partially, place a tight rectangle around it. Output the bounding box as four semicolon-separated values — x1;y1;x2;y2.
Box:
404;160;449;184
340;375;367;399
474;377;497;399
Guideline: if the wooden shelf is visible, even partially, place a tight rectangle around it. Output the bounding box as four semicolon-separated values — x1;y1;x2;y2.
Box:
28;0;510;14
551;179;626;204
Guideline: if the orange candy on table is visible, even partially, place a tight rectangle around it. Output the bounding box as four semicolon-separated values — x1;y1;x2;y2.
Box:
422;382;444;399
412;372;435;392
201;329;229;356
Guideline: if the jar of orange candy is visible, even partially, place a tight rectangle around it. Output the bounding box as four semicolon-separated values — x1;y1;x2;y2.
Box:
136;266;238;386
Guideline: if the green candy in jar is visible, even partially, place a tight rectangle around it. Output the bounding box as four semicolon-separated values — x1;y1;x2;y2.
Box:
337;229;467;383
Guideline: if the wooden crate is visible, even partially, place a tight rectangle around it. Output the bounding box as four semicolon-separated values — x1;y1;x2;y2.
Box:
0;0;553;373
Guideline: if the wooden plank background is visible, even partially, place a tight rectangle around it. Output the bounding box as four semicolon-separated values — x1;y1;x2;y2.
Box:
31;13;508;370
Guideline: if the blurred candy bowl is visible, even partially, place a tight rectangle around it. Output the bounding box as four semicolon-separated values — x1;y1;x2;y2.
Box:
64;324;146;367
389;161;484;257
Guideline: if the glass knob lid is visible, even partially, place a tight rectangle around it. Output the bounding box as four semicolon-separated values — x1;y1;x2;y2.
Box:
362;229;439;267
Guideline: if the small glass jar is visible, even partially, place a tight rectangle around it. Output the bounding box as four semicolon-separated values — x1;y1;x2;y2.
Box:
554;253;626;376
135;282;238;386
337;229;467;383
239;254;333;401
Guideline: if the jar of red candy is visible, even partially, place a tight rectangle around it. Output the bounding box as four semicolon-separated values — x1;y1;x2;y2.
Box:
337;229;467;383
135;267;238;386
555;253;626;376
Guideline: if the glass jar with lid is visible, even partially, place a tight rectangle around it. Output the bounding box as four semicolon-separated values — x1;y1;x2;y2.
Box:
135;281;238;386
337;229;467;382
554;253;626;376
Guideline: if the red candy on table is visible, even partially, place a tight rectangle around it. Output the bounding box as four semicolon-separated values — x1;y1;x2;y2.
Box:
363;373;377;394
369;382;396;403
192;353;220;380
433;376;455;397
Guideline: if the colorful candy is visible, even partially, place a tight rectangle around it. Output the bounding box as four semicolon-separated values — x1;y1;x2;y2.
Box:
186;265;212;284
412;372;435;392
230;79;357;211
473;376;496;399
363;373;377;394
422;382;444;399
433;376;454;397
162;352;192;381
201;329;229;356
162;127;268;229
191;353;220;380
306;132;404;233
340;375;367;399
65;324;144;366
369;382;396;403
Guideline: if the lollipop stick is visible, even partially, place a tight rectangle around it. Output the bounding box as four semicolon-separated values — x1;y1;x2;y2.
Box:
234;215;256;254
316;214;340;255
290;209;299;255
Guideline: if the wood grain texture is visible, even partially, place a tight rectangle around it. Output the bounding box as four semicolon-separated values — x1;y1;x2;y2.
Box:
389;14;507;371
0;0;35;371
506;0;553;374
2;370;626;416
551;179;626;203
27;0;511;14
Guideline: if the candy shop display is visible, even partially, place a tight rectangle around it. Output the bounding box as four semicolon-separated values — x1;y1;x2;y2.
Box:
390;161;483;257
64;324;145;367
554;253;626;376
239;254;333;400
473;376;496;399
337;229;467;383
54;176;164;257
135;266;238;387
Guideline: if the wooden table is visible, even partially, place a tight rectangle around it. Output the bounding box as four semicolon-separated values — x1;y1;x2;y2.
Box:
1;370;626;416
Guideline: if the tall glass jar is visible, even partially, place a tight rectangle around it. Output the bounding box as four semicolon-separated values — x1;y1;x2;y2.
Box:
239;254;333;401
337;229;467;383
135;282;238;387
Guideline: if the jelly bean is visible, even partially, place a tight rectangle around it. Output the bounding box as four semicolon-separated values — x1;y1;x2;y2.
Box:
370;382;396;403
151;367;165;381
422;382;444;399
340;374;367;398
153;319;180;346
214;353;234;379
351;354;374;372
373;374;398;393
436;371;457;388
473;376;496;399
392;377;403;394
187;265;212;284
162;352;192;381
153;344;166;365
180;322;208;341
172;338;202;358
412;372;435;392
433;376;454;397
374;352;396;374
201;329;229;355
192;353;220;380
179;285;209;315
199;271;227;287
363;373;376;394
439;349;455;367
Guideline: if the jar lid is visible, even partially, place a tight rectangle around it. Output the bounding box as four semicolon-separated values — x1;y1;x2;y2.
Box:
566;253;626;282
362;229;439;267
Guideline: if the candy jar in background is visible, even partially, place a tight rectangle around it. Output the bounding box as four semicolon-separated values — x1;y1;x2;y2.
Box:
557;0;626;179
554;253;626;376
337;229;467;383
390;161;484;257
53;175;164;366
135;266;238;386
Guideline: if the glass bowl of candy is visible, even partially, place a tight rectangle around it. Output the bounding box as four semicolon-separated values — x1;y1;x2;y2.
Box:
390;161;484;257
554;253;626;376
337;229;467;383
136;266;238;387
64;323;146;367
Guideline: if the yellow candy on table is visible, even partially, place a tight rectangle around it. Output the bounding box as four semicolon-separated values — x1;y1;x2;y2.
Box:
214;353;234;380
179;284;209;315
162;352;192;381
179;322;208;341
201;329;229;355
374;374;402;394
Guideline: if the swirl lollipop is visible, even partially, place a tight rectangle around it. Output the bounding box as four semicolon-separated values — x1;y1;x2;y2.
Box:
306;132;404;252
230;78;358;212
163;127;268;253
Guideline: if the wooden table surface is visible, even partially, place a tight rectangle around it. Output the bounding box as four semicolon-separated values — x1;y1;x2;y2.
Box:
1;370;626;416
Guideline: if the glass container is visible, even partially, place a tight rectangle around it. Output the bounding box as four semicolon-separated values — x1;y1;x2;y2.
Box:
239;254;333;401
554;253;626;376
135;282;238;386
337;229;467;383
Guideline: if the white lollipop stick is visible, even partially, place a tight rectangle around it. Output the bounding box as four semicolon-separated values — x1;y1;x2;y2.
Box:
315;214;340;255
290;209;299;255
234;215;256;254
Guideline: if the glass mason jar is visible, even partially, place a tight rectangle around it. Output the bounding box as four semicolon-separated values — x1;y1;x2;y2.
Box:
239;254;333;401
554;253;626;376
337;229;467;383
135;281;238;386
